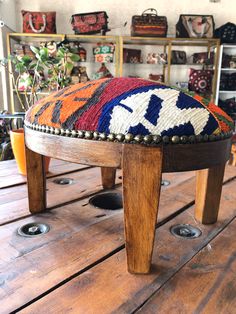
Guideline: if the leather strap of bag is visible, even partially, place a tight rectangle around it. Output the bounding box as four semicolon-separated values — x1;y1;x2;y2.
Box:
142;8;158;16
29;14;46;33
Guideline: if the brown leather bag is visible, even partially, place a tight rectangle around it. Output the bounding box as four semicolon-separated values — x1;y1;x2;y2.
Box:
131;8;168;37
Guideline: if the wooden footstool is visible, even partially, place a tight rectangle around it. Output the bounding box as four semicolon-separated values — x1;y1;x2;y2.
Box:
24;78;233;274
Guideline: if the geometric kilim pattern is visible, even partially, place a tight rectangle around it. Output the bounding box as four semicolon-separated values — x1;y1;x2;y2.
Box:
25;77;234;137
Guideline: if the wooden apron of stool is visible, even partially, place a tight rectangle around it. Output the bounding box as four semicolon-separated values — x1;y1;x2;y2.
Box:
24;127;232;274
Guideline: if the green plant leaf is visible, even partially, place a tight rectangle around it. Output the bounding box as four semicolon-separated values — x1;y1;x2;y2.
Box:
25;76;33;86
65;62;73;72
21;55;32;66
69;54;80;62
15;63;26;73
30;46;39;55
57;48;66;58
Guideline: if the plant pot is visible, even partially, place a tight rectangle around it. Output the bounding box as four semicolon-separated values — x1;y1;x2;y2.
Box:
10;128;50;175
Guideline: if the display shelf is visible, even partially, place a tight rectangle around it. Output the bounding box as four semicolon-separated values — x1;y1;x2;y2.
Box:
215;44;236;106
219;90;236;93
7;33;220;113
120;36;220;100
221;68;236;72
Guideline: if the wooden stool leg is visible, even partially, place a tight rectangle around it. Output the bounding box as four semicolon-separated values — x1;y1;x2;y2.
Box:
122;144;163;274
195;163;226;224
25;145;47;213
101;167;116;189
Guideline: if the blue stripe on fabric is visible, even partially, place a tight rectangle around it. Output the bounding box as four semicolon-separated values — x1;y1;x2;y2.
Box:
176;92;204;109
161;122;195;136
98;84;168;133
144;94;163;125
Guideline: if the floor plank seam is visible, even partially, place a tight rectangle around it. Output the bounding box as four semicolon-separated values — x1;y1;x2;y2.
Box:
131;215;236;314
11;245;125;314
0;166;93;190
11;198;198;313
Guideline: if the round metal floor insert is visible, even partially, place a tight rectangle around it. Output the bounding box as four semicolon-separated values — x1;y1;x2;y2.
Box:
53;178;74;185
89;192;123;210
161;180;170;186
18;222;50;237
170;224;202;239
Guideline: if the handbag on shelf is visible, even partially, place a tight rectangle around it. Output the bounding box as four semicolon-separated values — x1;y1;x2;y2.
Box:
176;15;214;38
192;51;214;65
220;73;236;91
218;97;236;118
22;10;56;34
215;22;236;44
171;50;187;64
123;48;142;63
146;53;167;64
93;43;115;63
148;74;164;82
188;68;213;94
71;11;109;35
131;8;168;37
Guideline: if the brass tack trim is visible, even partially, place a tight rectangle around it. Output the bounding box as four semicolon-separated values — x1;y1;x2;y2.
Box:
143;135;152;143
125;133;134;142
134;134;143;143
65;129;71;136
116;133;125;142
55;128;60;135
78;130;84;138
171;135;180;144
71;130;77;137
93;131;100;139
107;133;115;141
99;132;107;140
85;131;92;139
24;124;233;145
162;136;169;144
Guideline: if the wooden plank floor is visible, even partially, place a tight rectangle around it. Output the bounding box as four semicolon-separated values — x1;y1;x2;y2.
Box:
0;159;236;314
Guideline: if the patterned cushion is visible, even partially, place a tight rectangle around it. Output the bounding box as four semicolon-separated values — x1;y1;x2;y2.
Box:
25;77;234;144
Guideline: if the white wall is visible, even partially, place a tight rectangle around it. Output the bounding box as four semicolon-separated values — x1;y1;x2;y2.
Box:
15;0;236;35
0;0;16;31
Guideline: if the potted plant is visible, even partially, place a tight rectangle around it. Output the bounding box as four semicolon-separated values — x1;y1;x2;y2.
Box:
0;43;80;174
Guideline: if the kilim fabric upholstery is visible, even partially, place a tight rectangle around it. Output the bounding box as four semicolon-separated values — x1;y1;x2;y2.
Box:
25;77;234;143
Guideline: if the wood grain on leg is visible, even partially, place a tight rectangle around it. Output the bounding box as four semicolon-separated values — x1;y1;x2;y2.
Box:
195;164;226;224
25;145;47;213
101;167;116;189
122;144;163;274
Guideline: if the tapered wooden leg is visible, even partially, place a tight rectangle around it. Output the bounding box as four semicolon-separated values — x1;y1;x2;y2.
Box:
101;167;116;189
195;163;226;224
122;144;163;274
25;145;47;213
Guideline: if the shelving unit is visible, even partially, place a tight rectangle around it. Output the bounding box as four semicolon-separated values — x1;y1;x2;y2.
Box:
6;33;220;113
120;36;220;101
215;44;236;105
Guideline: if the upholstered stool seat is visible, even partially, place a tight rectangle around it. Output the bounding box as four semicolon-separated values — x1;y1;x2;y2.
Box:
24;78;233;274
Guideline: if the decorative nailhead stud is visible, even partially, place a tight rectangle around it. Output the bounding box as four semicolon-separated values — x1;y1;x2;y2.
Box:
180;135;188;144
107;133;115;141
152;135;161;144
85;131;93;139
71;130;77;137
171;135;180;144
143;135;152;143
162;136;169;144
116;133;125;142
99;132;107;140
134;134;143;143
65;129;71;136
125;133;134;142
93;131;100;139
78;130;84;138
54;128;60;135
